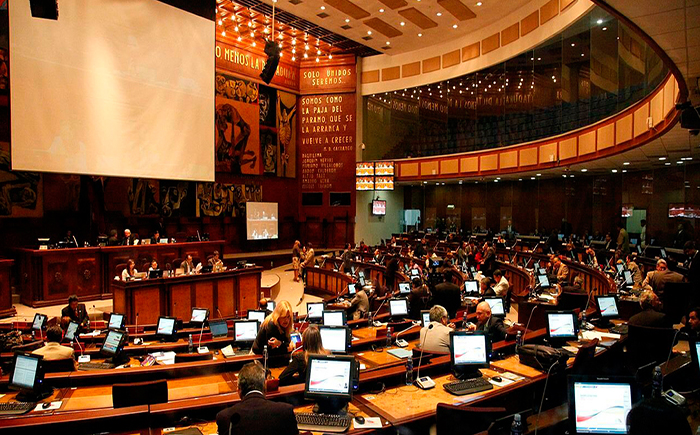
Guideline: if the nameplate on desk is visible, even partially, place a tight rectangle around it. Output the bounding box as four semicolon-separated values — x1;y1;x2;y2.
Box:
78;355;91;363
197;346;209;354
39;245;48;250
221;344;234;357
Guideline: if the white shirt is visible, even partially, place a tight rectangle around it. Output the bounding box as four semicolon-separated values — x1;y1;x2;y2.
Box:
493;276;509;297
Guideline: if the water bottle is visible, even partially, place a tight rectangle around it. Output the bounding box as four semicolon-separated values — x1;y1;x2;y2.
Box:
515;331;523;352
188;334;194;353
510;413;524;435
386;327;392;348
652;366;663;398
405;358;414;386
235;309;239;319
463;310;468;329
368;313;373;327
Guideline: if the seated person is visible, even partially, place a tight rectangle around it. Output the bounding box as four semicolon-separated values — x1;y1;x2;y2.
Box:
61;294;89;331
479;277;496;298
121;259;137;281
341;286;369;320
408;276;429;320
492;269;509;298
551;256;569;284
642;259;684;301
467;301;508;343
216;361;299;435
278;326;329;386
626;253;643;286
121;228;135;246
259;297;273;317
680;306;700;339
151;230;161;244
432;272;461;319
419;305;455;353
107;229;120;246
33;325;76;366
181;254;196;274
584;246;599;268
557;275;587;294
626;398;691;435
629;290;671;328
208;250;224;272
252;301;294;357
148;259;159;273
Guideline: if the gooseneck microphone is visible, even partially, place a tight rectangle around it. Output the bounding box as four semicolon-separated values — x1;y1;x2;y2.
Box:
197;318;206;350
415;323;435;390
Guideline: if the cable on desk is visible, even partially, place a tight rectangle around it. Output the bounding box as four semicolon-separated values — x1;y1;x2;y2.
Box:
534;361;557;435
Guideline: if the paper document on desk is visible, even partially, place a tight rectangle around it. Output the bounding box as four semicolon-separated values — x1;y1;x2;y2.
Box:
582;331;621;340
387;348;413;359
155;351;177;365
353;417;382;429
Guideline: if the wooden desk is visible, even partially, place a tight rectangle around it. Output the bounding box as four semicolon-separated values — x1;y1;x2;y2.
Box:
0;259;15;318
14;240;225;307
305;267;353;298
111;267;261;324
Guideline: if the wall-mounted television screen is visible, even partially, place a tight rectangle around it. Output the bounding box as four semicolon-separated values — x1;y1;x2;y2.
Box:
356;162;374;176
246;202;278;240
356;177;374;191
372;200;386;216
375;177;394;191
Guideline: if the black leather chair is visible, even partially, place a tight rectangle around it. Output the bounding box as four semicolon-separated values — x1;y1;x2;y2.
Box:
112;379;168;408
436;404;507;435
626;324;677;368
174;351;214;364
571;338;599;374
43;358;76;373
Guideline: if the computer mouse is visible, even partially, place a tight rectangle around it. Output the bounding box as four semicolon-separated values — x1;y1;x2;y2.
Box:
354;416;365;425
42;402;51;409
491;376;502;382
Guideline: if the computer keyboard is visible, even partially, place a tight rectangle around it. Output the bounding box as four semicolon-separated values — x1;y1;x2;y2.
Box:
610;324;629;335
0;401;36;415
295;412;352;433
78;362;115;370
443;377;494;396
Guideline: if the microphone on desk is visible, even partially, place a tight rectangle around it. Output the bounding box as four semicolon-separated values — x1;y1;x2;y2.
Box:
522;305;538;346
217;307;223;319
394;325;410;347
73;336;83;356
369;297;389;325
415;324;435;390
73;235;79;248
289;344;304;363
263;345;269;393
133;312;142;345
197;318;206;352
197;230;202;242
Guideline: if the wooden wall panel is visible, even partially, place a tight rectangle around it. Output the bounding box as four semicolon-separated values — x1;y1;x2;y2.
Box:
170;284;191;320
423;56;441;73
402;62;421;77
633;103;649;137
238;275;260;313
194;281;215;313
651;91;664;127
616;114;633;144
597;123;615;150
663;78;676;118
559;137;577;160
482;33;500;54
540;0;559;24
480;154;498;171
382;66;401;81
500;150;518;169
362;70;380;84
521;11;539;36
462;42;480;62
539;143;557;163
216;278;235;316
442;50;460;68
134;288;161;324
501;23;520;46
400;162;419;177
461;157;478;172
579;131;596;155
421;161;439;176
441;159;459;174
519;148;538;166
561;0;576;10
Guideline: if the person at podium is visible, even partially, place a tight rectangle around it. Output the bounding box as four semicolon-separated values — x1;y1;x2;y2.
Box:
208;250;224;272
181;254;196;274
121;259;138;281
61;294;89;331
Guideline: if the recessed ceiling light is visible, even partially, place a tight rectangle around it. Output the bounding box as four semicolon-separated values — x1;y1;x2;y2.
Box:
379;8;384;12
537;57;541;61
345;18;350;23
531;177;536;180
611;169;618;173
596;19;603;24
677;161;684;164
400;21;405;26
623;162;630;165
367;30;372;35
659;157;667;161
665;162;671;166
571;43;575;47
436;12;442;16
536;173;541;177
476;1;482;5
320;6;325;10
581;169;588;172
453;24;458;28
418;33;422;37
386;41;390;45
602;27;607;31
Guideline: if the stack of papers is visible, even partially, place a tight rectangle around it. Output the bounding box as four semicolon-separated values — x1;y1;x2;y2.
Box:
387;348;413;359
152;351;177;365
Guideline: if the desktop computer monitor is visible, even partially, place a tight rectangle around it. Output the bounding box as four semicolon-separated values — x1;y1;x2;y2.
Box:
546;311;579;343
148;269;163;279
538;267;547;275
622;270;633;287
101;329;128;364
388;298;409;319
449;331;491;380
323;310;347;327
660;248;667;259
319;325;351;354
421;310;431;327
537;274;551;289
304;354;355;415
595;296;619;328
64;321;79;342
247;310;267;325
266;300;276;311
483;297;505;318
191;308;209;324
32;313;47;331
616;264;625;274
108;313;125;330
347;283;356;296
358;275;366;287
463;280;479;295
156;316;178;341
398;282;411;295
209;319;229;338
307;302;325;322
10;353;49;401
358;270;365;280
410;268;420;277
567;375;639;435
234;320;259;347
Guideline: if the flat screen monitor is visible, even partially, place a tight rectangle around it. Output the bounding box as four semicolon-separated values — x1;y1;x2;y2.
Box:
372;200;386;216
191;308;209;323
209;319;229;338
464;280;479;294
431;259;442;268
358;275;366;287
568;375;637;434
483;297;505;317
247;310;267;325
323;310;347;327
410;268;420;277
148;269;163;279
156;316;177;339
101;329;126;357
108;313;125;330
246;202;279;240
32;313;47;331
421;310;431;327
538;267;547;275
660;248;667;258
267;300;276;311
10;353;44;393
64;321;79;342
615;264;625;274
347;283;357;295
358;270;365;280
546;311;579;341
234;320;259;344
534;261;541;269
596;296;619;319
319;325;350;354
449;331;491;379
305;354;354;401
622;270;633;286
307;302;325;322
398;282;411;295
388;298;408;318
537;274;551;289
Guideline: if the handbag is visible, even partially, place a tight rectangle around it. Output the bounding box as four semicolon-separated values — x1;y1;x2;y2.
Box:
516;344;568;373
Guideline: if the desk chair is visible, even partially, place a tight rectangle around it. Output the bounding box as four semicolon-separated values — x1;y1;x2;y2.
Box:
571;338;599;374
112;379;168;408
11;340;45;353
557;292;589;311
626;324;677;369
435;404;507;435
43;357;76;373
115;263;127;279
174;351;214;364
663;282;693;324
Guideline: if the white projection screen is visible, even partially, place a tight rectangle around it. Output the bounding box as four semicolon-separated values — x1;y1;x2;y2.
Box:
9;0;215;181
246;202;279;240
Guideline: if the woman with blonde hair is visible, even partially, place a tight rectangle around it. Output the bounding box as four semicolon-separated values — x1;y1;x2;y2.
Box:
252;300;294;356
278;325;330;385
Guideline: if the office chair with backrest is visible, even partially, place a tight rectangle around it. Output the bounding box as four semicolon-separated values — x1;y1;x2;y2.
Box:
112;379;168;408
558;292;589;311
115;263;127;279
43;357;76;373
436;404;507;435
571;338;599;374
174;351;214;364
626;324;678;369
662;282;693;324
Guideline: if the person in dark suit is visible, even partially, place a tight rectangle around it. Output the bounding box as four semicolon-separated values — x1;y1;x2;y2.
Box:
278;326;329;386
61;294;89;331
432;271;461;319
107;229;120;246
121;228;135;245
383;254;399;290
480;242;496;277
479;277;496;298
216;361;298;435
628;290;671;328
252;300;293;357
468;301;508;343
684;241;699;286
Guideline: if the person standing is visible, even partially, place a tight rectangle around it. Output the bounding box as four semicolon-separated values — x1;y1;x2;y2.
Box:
616;222;630;256
639;219;647;249
291;240;301;282
301;243;315;284
61;295;89;331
